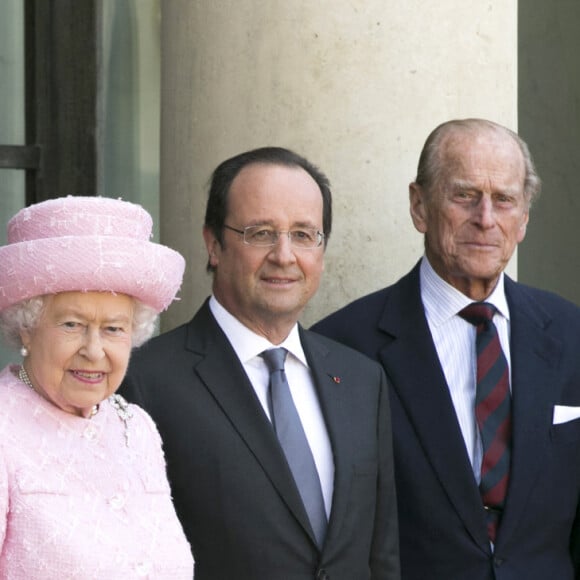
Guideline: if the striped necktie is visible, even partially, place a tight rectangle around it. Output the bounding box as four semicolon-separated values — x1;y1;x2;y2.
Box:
459;302;511;542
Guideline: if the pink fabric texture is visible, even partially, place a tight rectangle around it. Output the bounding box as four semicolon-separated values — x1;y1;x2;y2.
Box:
0;366;193;579
0;196;185;312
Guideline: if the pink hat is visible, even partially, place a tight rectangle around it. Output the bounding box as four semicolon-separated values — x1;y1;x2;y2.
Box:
0;196;185;313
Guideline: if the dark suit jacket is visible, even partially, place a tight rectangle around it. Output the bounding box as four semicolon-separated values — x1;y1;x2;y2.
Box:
120;299;400;580
312;261;580;580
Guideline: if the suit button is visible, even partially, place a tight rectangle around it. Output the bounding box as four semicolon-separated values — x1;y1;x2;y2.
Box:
494;556;505;567
316;569;330;580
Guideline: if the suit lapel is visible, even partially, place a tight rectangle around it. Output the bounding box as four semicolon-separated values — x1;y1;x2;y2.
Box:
189;302;318;546
377;268;565;550
378;265;489;548
494;279;562;547
300;329;355;548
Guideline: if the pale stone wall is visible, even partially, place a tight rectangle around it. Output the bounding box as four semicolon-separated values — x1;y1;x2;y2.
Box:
160;1;518;330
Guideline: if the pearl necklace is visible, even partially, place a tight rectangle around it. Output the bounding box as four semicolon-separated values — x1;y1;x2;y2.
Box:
18;365;35;390
18;365;99;418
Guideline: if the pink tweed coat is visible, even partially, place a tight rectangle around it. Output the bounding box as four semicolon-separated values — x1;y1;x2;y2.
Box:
0;365;193;579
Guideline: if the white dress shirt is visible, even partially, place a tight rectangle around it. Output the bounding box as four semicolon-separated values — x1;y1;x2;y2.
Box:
419;257;512;483
209;296;335;516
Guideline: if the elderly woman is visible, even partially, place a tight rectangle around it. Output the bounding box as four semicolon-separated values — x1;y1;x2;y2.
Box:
0;197;193;578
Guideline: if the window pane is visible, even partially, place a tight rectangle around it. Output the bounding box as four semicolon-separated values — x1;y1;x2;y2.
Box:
100;0;161;239
0;0;25;369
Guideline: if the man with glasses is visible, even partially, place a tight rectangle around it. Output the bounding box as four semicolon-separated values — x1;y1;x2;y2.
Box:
120;147;400;580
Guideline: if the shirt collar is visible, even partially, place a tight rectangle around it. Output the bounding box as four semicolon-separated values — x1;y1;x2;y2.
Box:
209;295;308;366
420;256;510;327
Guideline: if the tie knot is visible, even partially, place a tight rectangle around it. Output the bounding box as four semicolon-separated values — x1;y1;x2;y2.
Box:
261;347;288;374
458;302;497;326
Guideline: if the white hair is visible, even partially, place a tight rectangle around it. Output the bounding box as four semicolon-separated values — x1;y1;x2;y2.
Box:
0;294;158;350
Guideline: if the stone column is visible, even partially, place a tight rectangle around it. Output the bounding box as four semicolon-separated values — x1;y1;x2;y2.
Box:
160;0;518;330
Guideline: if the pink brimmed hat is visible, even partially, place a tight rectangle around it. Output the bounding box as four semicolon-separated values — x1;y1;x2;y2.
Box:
0;196;185;313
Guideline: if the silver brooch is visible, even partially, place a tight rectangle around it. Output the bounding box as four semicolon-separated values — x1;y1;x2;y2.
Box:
109;393;133;447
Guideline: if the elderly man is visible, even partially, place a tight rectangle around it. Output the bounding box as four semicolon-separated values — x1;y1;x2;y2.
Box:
313;119;580;579
121;146;400;580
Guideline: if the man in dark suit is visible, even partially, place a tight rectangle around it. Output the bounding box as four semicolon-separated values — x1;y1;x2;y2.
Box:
312;119;580;579
120;147;400;580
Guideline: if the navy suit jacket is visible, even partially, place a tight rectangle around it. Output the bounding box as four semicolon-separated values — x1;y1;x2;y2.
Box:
312;262;580;580
120;299;400;580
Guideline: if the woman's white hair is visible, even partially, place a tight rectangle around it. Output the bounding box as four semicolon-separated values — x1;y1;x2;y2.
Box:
0;294;158;350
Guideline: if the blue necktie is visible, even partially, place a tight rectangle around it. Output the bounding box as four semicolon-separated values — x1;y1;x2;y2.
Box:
261;348;327;547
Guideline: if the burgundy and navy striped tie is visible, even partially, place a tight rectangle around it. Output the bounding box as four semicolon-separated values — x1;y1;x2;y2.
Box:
459;302;511;543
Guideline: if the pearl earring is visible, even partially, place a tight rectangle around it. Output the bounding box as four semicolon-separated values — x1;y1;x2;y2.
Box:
20;346;29;358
